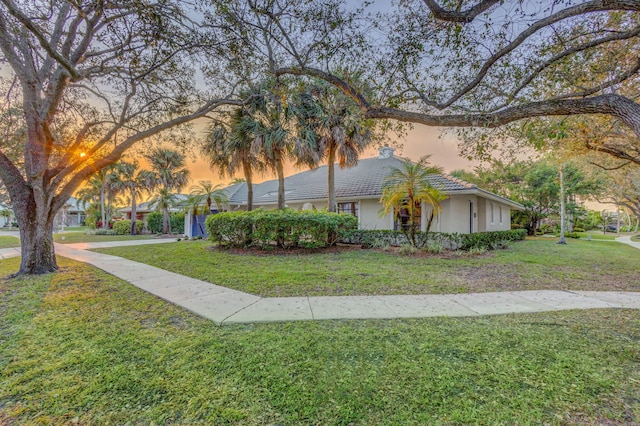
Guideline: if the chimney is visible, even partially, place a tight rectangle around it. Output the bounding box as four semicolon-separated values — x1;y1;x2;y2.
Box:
378;146;394;159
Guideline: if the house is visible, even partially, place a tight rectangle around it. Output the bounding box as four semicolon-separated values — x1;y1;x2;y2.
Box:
0;203;13;227
53;197;86;228
184;147;523;237
121;194;191;223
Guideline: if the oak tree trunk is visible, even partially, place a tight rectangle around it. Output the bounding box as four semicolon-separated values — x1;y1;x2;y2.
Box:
15;197;58;275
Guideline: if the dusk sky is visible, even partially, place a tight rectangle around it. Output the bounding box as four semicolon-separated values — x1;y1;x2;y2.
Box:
185;124;478;186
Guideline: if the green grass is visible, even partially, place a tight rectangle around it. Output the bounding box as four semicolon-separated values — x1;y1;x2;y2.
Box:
53;231;162;244
576;231;619;241
632;235;640;242
0;236;20;249
1;257;638;425
96;238;640;297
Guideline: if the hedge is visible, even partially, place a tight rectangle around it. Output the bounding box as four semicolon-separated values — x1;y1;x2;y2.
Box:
146;211;185;234
205;209;358;249
112;219;144;235
341;229;527;251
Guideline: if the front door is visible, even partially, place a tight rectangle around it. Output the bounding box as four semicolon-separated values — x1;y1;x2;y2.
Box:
469;201;474;233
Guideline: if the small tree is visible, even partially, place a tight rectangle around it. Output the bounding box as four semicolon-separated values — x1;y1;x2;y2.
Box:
380;157;448;247
145;148;190;234
187;181;229;235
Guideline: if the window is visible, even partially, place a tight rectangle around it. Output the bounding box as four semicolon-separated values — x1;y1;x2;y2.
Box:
499;205;503;224
337;201;358;217
490;202;495;224
394;200;421;231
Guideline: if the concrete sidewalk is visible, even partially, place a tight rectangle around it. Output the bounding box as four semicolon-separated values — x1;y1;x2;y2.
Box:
2;236;639;325
53;242;640;325
616;235;640;250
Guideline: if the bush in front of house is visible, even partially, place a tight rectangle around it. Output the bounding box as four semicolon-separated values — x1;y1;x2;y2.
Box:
146;211;185;234
112;219;144;235
206;209;358;249
146;211;163;233
170;212;185;234
342;229;527;252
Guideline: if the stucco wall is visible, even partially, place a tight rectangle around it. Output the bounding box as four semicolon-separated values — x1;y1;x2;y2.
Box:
478;199;513;232
439;195;477;234
359;198;392;230
254;195;515;233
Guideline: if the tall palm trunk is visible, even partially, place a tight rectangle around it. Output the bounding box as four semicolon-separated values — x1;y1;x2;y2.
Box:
327;143;337;212
130;190;137;235
243;160;254;211
100;182;106;228
163;207;171;234
275;151;286;210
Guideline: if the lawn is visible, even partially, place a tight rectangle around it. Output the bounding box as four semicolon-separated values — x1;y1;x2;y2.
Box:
96;238;640;297
0;236;20;249
632;235;640;242
576;231;619;241
1;257;638;425
53;231;164;244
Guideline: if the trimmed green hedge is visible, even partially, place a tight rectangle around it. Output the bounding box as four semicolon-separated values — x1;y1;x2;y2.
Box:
341;229;527;251
146;211;185;234
112;219;144;235
205;209;358;249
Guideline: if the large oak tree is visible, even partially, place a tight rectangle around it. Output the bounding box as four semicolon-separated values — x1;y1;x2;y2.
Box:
0;0;240;275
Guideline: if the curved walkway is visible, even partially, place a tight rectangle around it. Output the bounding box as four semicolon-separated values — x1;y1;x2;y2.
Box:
2;234;640;324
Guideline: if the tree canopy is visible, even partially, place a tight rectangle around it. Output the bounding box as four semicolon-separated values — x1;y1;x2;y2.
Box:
221;0;640;162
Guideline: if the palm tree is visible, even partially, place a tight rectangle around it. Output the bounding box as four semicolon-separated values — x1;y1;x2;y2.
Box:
296;83;375;212
380;157;448;247
110;161;155;235
245;85;319;210
145;148;191;234
148;188;180;234
187;181;229;235
203;108;264;211
76;169;119;229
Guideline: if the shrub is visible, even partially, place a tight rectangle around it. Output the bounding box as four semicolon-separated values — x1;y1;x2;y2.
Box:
205;209;358;249
170;212;185;234
424;240;445;254
573;227;585;233
399;244;418;256
342;229;527;252
146;211;163;233
93;229;117;236
112;219;144;235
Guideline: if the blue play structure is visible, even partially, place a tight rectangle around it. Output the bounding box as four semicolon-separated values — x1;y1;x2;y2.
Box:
190;210;219;238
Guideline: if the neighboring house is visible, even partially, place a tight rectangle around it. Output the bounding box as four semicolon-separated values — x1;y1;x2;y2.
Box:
53;197;86;228
0;203;14;227
121;194;190;228
185;147;523;237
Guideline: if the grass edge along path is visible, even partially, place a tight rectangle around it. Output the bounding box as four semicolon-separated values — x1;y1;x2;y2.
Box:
94;238;640;297
0;236;20;249
1;257;639;424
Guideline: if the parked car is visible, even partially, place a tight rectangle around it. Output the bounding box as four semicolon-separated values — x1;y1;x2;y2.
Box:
605;224;617;232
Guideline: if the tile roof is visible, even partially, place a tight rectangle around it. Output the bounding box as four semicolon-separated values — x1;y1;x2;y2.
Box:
223;154;522;209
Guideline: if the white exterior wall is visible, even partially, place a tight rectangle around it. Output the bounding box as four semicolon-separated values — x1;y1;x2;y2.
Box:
254;195;515;233
478;199;513;232
358;198;392;230
438;195;477;234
